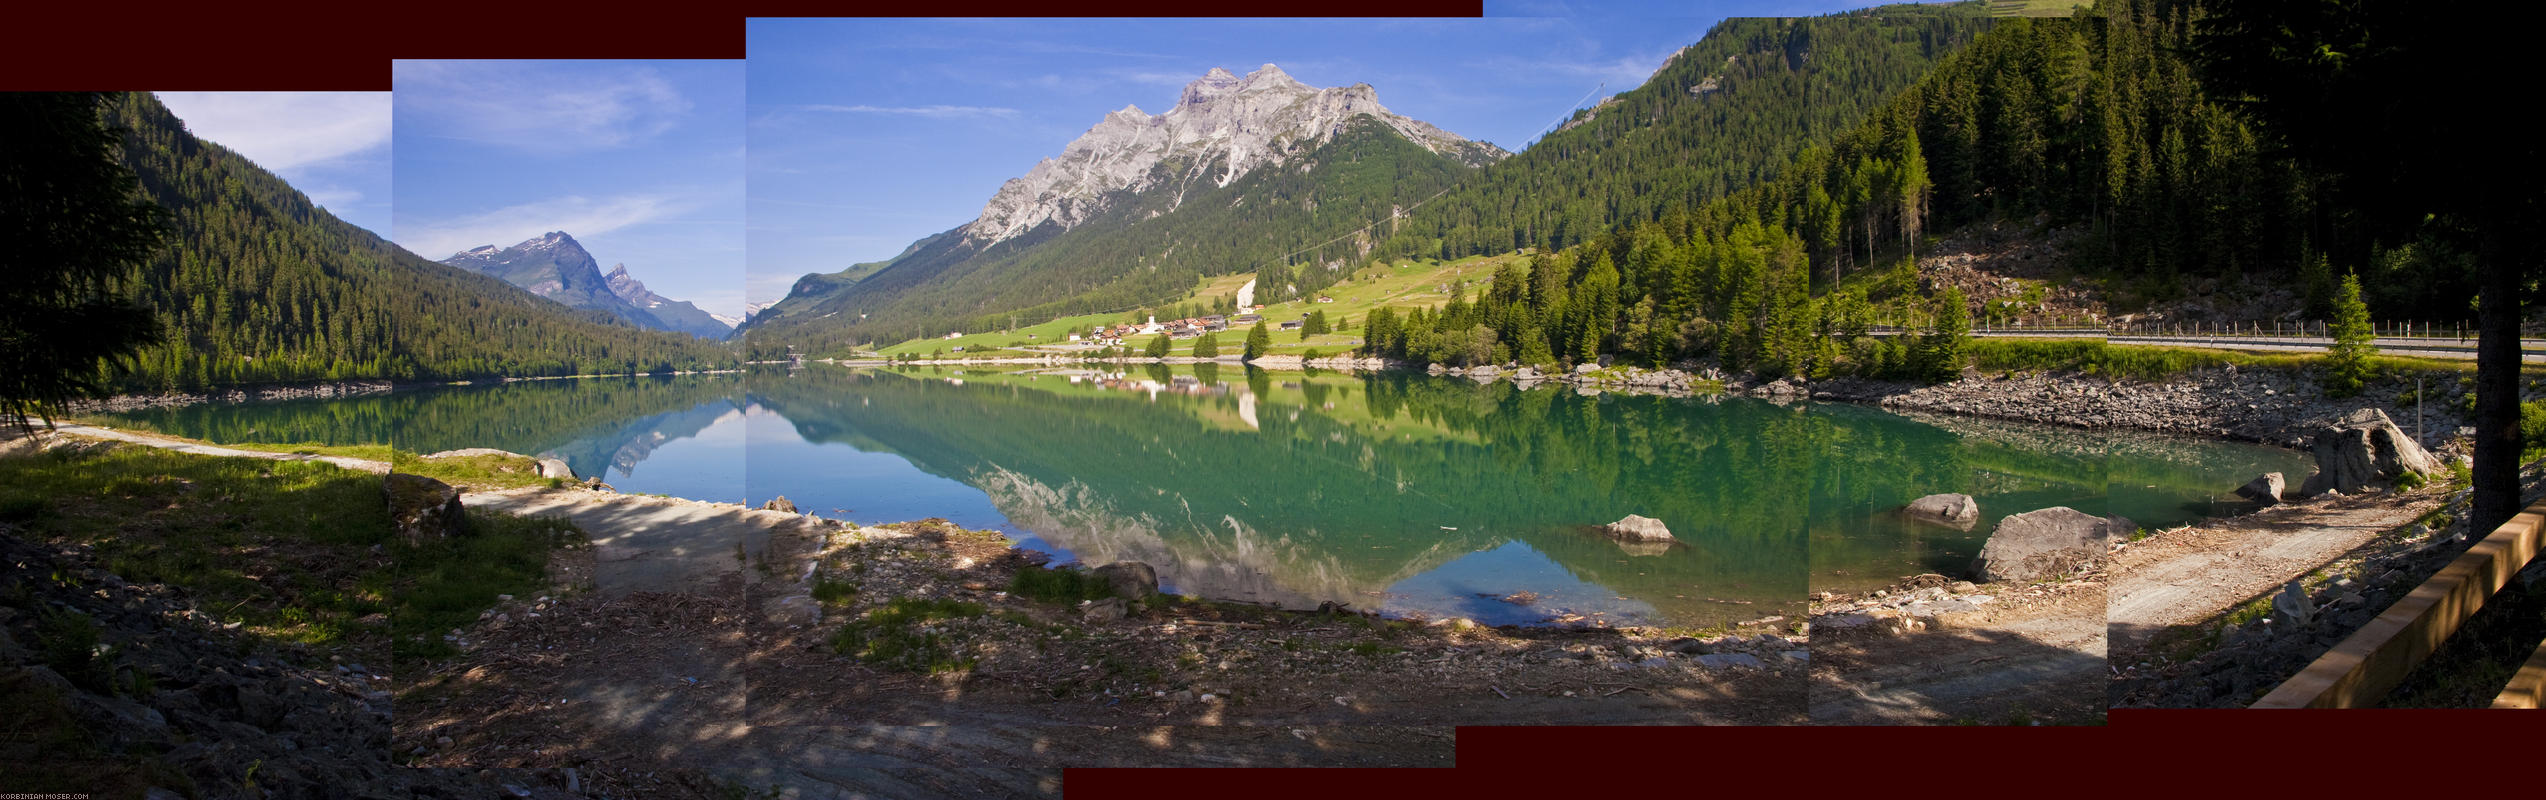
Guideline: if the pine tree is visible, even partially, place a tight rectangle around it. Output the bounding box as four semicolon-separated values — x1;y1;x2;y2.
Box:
2323;272;2376;397
1144;334;1171;359
0;92;168;430
1191;332;1219;359
1244;320;1271;360
1919;287;1970;384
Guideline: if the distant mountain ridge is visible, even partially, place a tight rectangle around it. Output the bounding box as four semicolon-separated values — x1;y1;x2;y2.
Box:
96;93;732;390
604;263;732;339
442;232;661;330
744;64;1508;354
962;63;1507;249
441;232;730;340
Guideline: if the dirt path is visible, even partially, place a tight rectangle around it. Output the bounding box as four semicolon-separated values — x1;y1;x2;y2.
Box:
36;422;391;473
401;489;1809;795
1809;578;2106;725
2105;490;2436;661
461;488;820;596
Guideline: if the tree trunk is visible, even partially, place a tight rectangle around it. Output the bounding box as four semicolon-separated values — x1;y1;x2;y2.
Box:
2471;187;2523;536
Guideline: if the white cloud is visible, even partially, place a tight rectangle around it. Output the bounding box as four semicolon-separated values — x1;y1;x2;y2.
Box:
803;104;1019;119
302;186;365;209
396;193;697;260
1112;69;1201;88
152;92;390;172
393;61;694;153
746;271;810;305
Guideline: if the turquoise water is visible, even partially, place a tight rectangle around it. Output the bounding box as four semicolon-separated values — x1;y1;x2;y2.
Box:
87;365;2310;628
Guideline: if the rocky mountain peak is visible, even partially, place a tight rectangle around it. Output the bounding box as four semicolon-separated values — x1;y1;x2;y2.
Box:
1179;67;1244;106
603;263;647;301
959;64;1505;248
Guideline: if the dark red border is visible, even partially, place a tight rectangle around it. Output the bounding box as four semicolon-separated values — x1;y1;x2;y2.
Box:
3;1;1484;90
18;1;2546;795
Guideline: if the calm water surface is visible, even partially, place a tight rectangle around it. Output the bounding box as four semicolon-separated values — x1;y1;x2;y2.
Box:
89;366;2309;628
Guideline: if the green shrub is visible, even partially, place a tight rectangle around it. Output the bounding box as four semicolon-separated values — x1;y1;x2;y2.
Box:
2523;400;2546;460
1008;567;1116;605
830;598;985;674
38;609;110;693
810;575;858;605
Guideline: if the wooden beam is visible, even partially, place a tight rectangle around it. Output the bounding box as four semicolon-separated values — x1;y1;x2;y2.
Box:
2491;635;2546;709
2252;498;2546;708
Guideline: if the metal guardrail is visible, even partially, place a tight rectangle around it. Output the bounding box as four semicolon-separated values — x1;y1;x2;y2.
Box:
1858;326;2546;361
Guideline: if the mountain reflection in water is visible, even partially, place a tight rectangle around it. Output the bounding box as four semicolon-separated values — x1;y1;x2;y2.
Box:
85;365;2309;629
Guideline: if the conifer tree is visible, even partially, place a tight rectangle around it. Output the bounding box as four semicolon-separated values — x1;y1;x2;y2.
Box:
0;92;167;430
1245;320;1272;360
2323;272;2376;397
1919;287;1969;384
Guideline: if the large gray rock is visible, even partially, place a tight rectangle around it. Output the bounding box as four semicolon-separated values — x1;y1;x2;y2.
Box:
535;458;576;480
1695;653;1765;670
2272;580;2317;626
1903;493;1980;529
1603;514;1675;543
2296;408;2444;496
1091;561;1158;598
1081;596;1128;621
384;472;469;546
761;495;797;513
1971;507;2118;583
768;594;822;626
2236;472;2285;505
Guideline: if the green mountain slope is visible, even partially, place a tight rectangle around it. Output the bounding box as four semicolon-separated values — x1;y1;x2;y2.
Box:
748;117;1486;355
1360;0;2404;382
104;92;735;390
1378;2;1996;262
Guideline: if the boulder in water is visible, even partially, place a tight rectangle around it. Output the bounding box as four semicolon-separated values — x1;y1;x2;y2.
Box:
1603;514;1675;543
2236;472;2285;505
1903;493;1980;529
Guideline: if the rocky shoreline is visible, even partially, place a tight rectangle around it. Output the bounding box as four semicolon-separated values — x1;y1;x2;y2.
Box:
65;370;749;414
66;378;403;413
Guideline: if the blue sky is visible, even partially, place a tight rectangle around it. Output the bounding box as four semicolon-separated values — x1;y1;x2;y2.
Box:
743;3;1878;303
154;92;393;236
391;60;747;319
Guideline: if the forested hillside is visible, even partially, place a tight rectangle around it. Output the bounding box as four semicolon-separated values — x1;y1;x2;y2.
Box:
1365;0;2408;379
747;2;1998;357
105;93;736;390
1378;2;1995;261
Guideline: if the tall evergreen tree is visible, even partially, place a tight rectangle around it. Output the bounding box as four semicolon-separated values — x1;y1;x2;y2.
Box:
1244;320;1272;360
2322;272;2375;398
1919;286;1970;384
2198;0;2539;533
0;92;167;430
